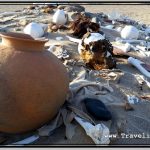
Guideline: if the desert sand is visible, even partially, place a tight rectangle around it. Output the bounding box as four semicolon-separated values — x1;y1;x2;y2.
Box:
0;4;149;24
0;3;150;146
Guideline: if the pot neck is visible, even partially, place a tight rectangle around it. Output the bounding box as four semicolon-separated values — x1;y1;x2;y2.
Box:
0;33;47;52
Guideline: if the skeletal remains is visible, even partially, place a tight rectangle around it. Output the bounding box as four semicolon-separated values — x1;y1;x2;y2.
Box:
67;32;116;70
67;14;116;70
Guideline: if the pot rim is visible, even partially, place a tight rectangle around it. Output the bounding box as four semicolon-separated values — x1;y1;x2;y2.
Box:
0;32;48;43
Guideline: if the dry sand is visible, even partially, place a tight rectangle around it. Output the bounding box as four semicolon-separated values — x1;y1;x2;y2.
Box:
84;5;150;25
0;3;150;146
0;4;150;25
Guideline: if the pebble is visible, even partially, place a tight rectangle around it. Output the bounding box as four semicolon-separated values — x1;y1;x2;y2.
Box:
146;36;150;41
105;25;114;29
24;22;44;38
52;9;67;25
27;5;36;10
124;43;131;52
115;26;122;32
51;25;58;31
64;5;85;12
108;72;117;77
56;37;63;41
19;19;29;26
47;45;57;52
124;102;134;111
57;5;66;10
121;25;139;40
41;8;54;14
91;17;97;23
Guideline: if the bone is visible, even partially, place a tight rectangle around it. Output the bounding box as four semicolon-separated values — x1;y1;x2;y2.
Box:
116;39;146;44
136;75;150;88
136;45;150;51
0;11;22;17
74;116;110;145
113;43;131;53
56;36;64;41
128;57;150;78
83;33;105;44
101;26;116;32
11;135;39;145
66;35;81;43
138;50;150;57
47;45;57;52
114;43;138;51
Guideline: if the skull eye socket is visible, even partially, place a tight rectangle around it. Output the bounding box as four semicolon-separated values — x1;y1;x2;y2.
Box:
90;45;93;50
90;44;98;52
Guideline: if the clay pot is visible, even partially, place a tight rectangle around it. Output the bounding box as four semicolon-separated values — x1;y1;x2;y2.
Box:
0;32;69;133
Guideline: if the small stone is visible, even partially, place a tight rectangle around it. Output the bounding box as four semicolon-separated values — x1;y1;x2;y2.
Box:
47;45;57;52
48;23;53;28
124;43;131;52
47;23;58;32
91;17;97;23
64;5;85;12
41;8;54;14
24;22;44;38
57;25;68;30
27;5;36;10
53;9;67;25
146;36;150;41
57;5;66;10
56;37;63;41
124;102;134;111
45;4;57;9
14;28;21;31
19;19;28;26
51;25;58;31
105;25;114;29
115;27;122;32
108;72;117;77
121;25;139;40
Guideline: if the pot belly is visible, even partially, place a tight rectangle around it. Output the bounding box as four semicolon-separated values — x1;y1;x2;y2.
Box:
0;48;69;133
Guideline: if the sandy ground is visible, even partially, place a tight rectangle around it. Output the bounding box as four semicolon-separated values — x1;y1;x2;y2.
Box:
0;3;150;146
0;4;150;25
84;5;150;25
1;0;148;1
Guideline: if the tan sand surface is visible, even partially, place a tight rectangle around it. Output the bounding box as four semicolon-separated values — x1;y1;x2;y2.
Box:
0;4;150;24
84;5;150;25
0;4;150;146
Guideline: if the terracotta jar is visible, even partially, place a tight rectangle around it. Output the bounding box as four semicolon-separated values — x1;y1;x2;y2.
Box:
0;32;69;133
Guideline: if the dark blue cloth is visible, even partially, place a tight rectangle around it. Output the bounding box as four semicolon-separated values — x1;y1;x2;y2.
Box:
84;98;112;121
